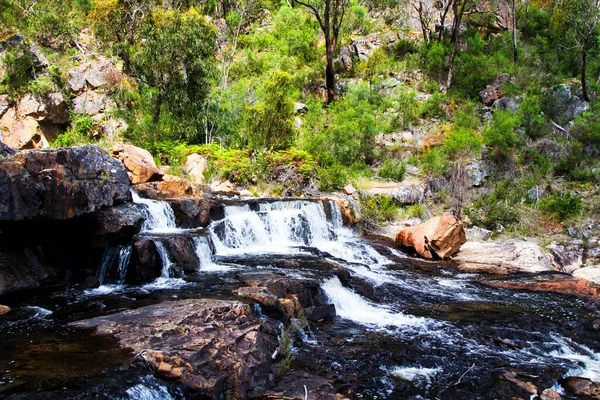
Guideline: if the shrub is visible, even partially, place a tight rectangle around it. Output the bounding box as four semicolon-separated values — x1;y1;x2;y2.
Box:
0;44;36;100
378;159;406;181
393;39;418;60
358;194;399;232
539;191;582;220
483;109;522;165
27;75;55;97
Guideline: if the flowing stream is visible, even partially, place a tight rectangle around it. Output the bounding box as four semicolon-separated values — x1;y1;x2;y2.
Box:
1;196;599;399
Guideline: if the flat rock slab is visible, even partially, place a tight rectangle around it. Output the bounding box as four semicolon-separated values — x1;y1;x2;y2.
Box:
481;276;600;302
453;241;553;274
70;299;278;399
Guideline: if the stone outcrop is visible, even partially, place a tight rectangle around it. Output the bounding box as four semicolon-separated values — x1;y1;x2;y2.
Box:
90;203;145;237
0;304;10;315
183;153;208;183
395;213;466;259
134;174;201;200
70;299;278;399
0;141;17;158
481;276;600;301
210;179;237;195
72;91;111;116
0;145;131;220
548;241;584;273
0;250;52;295
112;143;163;184
18;93;69;124
479;74;511;105
573;267;600;283
168;197;213;228
323;197;358;225
453;241;553;274
67;55;119;94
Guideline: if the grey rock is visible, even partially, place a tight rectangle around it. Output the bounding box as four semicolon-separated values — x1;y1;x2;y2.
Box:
466;226;493;241
549;241;585;273
72;91;108;116
466;160;490;187
18;92;69;124
493;97;520;112
0;142;18;158
389;185;423;204
527;188;544;203
0;145;131;220
0;95;10;118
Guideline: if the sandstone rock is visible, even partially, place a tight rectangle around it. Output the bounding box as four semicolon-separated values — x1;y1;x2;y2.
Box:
395;213;466;259
343;184;357;196
162;234;200;272
453;241;553;274
482;276;600;301
70;299;278;398
466;226;493;241
499;371;538;396
549;241;584;273
72;91;109;116
67;56;119;93
240;189;254;197
134;175;199;200
237;271;320;308
18;92;69;124
573;266;600;283
210;179;236;194
182;153;208;183
1;108;51;149
0;304;11;315
0;250;48;295
112;144;163;184
562;377;600;398
0;145;131;220
306;304;337;322
389;185;423;204
540;388;562;400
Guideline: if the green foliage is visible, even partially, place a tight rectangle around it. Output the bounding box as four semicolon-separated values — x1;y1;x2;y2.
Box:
358;193;399;232
243;70;296;150
378;159;405;181
27;75;55;97
0;44;36;100
465;180;520;229
539;191;583;220
393;39;418;60
52;114;95;147
483;110;522;164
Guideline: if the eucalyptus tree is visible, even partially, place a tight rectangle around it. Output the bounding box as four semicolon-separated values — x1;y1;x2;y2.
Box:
295;0;348;103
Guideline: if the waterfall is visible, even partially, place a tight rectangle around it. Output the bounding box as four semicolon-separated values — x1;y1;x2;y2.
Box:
131;191;178;233
96;245;132;285
154;241;174;278
194;236;230;272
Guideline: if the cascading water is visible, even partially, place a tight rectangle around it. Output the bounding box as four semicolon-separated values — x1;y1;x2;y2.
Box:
131;191;178;233
96;244;133;285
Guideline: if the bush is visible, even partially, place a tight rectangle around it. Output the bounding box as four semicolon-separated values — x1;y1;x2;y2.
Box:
358;194;399;232
540;191;583;220
27;75;55;97
0;44;36;100
378;159;406;181
483;110;522;165
393;39;418;60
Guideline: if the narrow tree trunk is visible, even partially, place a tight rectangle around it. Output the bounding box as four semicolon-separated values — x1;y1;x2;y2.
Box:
325;39;335;103
582;47;590;102
512;0;518;64
153;93;163;124
445;38;458;91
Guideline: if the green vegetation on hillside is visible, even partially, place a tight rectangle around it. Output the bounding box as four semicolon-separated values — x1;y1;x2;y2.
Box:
2;0;600;237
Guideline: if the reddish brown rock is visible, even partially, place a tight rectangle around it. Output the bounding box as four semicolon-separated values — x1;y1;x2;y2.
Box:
562;377;600;398
481;276;600;302
70;299;278;399
133;174;201;200
112;144;163;184
395;213;466;259
0;304;11;315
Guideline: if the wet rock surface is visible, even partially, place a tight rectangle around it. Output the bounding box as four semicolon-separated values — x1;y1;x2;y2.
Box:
481;275;600;302
0;145;130;220
70;299;278;399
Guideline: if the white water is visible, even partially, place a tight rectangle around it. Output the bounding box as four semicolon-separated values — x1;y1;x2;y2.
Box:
194;236;231;272
321;277;428;329
549;333;600;382
143;241;187;289
124;375;174;400
96;245;132;286
131;191;179;233
389;366;441;384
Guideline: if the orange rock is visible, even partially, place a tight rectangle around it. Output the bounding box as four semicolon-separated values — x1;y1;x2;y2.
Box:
395;213;466;259
112;143;163;184
481;276;600;301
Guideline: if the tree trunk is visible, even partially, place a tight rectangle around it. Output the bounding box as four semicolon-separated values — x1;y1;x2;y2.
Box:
153;93;163;124
325;38;335;103
512;0;518;64
582;47;590;102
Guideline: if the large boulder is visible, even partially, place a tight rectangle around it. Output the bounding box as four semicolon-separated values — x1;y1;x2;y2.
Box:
72;91;111;116
395;213;466;259
70;299;278;399
548;241;584;273
67;55;119;94
0;145;131;220
482;276;600;302
168;197;213;228
112;143;163;184
183;153;208;183
1;108;53;149
18;92;69;124
0;250;51;295
454;240;553;274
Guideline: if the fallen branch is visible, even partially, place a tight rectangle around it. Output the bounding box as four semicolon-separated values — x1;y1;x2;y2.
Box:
436;363;476;398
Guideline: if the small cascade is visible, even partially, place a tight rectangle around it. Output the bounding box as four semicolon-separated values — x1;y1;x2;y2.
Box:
96;245;132;285
328;200;343;229
154;241;174;278
194;236;230;272
131;191;178;233
208;200;339;254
